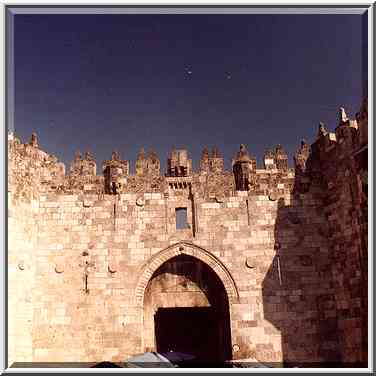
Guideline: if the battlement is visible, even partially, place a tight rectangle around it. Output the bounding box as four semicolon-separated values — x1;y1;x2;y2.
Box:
8;102;367;202
310;105;366;160
8;139;294;200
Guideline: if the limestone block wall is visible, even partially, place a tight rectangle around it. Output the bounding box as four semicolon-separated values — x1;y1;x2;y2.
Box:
309;120;368;364
8;135;42;364
6;156;343;365
262;183;340;364
28;184;335;364
8;195;38;364
7;102;368;366
33;193;142;361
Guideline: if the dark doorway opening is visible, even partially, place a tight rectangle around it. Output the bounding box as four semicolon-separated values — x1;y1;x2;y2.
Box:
155;306;224;363
144;254;232;363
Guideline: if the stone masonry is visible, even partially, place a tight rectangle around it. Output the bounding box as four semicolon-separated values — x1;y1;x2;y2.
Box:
8;100;368;366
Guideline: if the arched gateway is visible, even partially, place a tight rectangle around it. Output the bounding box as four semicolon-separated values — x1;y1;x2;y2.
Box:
134;242;239;362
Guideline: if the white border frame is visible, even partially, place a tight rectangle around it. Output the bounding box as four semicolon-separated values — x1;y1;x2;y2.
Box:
1;1;373;373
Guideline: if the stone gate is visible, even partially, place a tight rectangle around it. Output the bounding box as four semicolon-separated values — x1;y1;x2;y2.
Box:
8;102;368;366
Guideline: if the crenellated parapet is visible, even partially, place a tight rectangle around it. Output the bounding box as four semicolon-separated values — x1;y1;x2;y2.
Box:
29;132;39;148
135;148;160;176
103;151;130;194
9;136;295;199
295;102;368;197
199;147;224;174
292;139;312;194
65;151;103;194
147;150;161;175
199;147;210;173
232;144;257;191
135;148;147;175
40;154;65;190
263;149;275;170
70;151;97;177
210;147;224;173
356;97;368;147
167;148;192;177
274;144;288;171
334;107;359;153
9;101;367;201
309;105;365;167
263;144;289;172
8;132;66;201
294;139;311;175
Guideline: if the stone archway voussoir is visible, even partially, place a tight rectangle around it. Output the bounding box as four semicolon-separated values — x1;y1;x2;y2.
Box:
134;242;239;306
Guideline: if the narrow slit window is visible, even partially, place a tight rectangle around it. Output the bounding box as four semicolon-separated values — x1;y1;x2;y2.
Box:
175;207;188;229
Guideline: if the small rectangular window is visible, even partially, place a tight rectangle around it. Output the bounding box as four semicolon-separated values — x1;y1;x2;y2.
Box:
175;207;188;229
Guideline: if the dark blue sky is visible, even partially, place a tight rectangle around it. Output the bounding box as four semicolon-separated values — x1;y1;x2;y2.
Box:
14;14;364;173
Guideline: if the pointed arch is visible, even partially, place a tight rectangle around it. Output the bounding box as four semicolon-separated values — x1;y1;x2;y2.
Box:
134;241;239;306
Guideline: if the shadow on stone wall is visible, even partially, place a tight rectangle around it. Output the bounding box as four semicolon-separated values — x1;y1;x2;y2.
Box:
262;195;341;367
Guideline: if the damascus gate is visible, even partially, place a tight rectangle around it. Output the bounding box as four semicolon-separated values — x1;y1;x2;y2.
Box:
8;102;368;366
